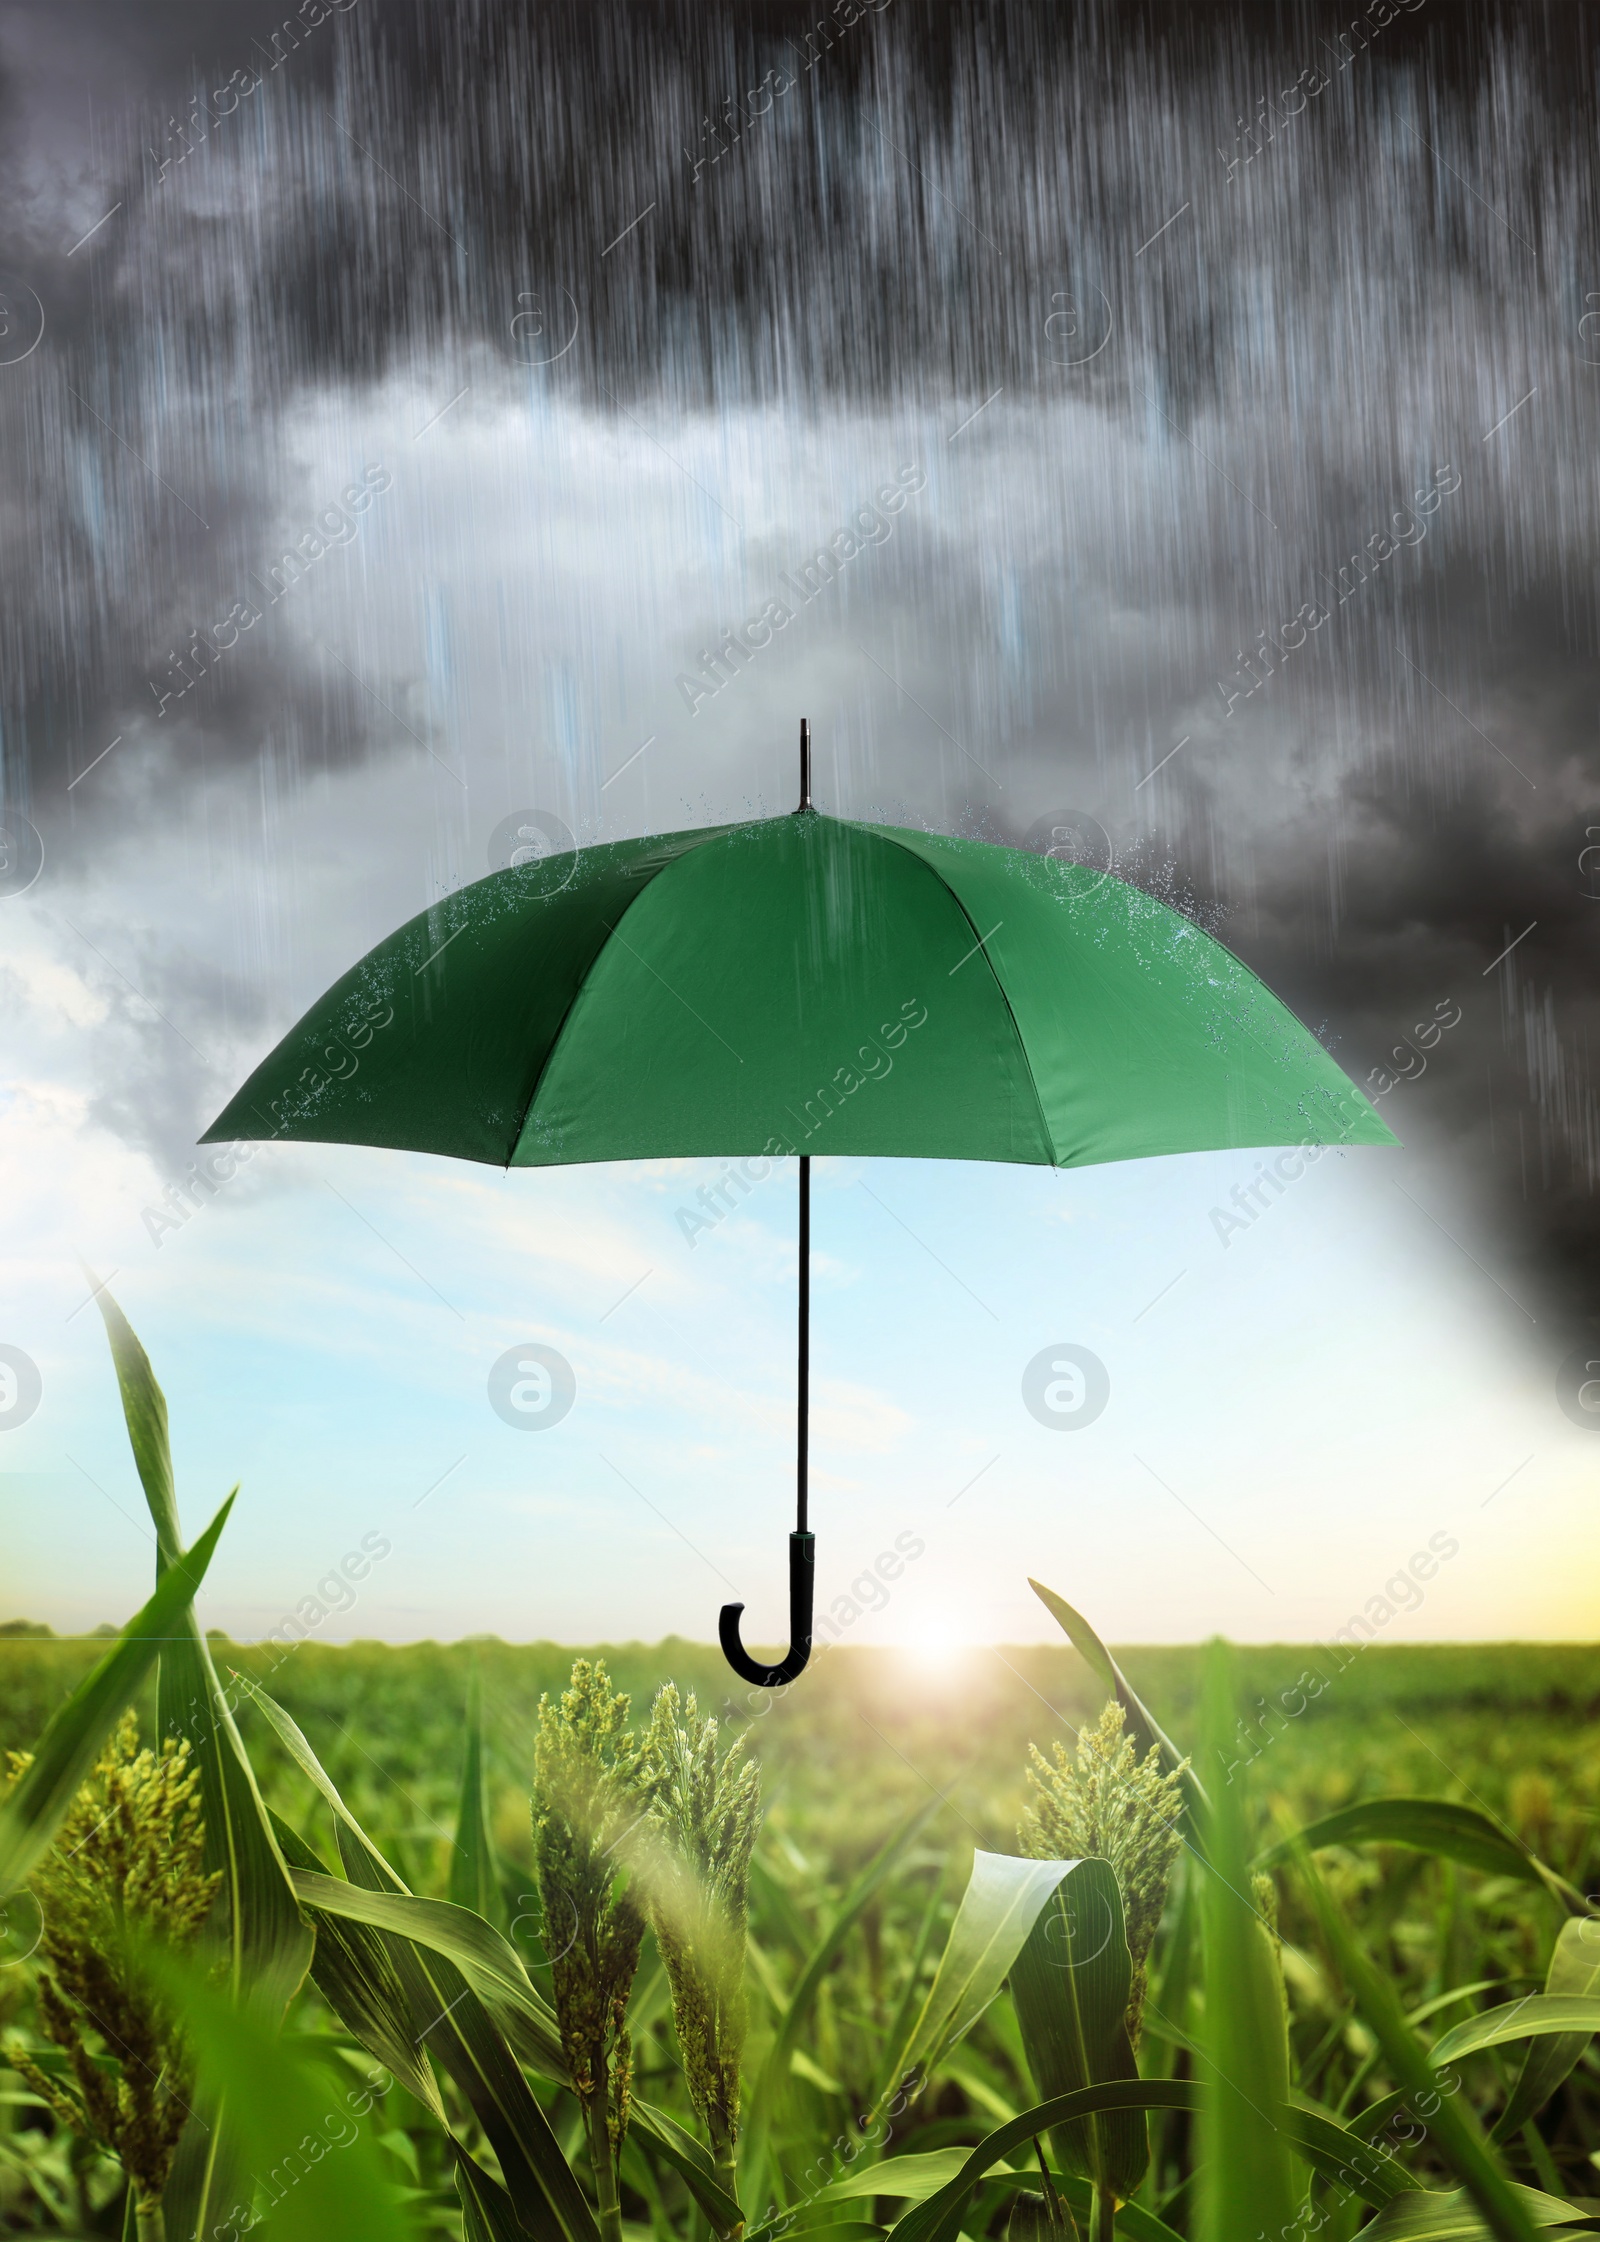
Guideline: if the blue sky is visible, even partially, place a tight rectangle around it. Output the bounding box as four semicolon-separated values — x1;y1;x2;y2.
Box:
5;1114;1585;1648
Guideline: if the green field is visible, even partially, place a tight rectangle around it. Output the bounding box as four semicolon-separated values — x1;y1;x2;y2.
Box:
4;1631;1599;1899
4;1621;1598;2241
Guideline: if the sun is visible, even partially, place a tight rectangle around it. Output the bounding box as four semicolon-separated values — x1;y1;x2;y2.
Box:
901;1617;969;1671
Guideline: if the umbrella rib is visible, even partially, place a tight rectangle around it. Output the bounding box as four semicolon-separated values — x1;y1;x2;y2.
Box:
861;828;1058;1165
501;838;713;1164
949;921;1004;975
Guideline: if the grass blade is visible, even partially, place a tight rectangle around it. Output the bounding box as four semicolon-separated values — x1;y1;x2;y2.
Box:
884;2082;1197;2242
451;1665;503;1927
0;1494;232;1894
810;2149;984;2206
453;2138;528;2242
800;2154;1189;2242
1026;1584;1203;1808
1358;2187;1592;2238
630;2098;745;2234
1256;1799;1583;1911
1291;1837;1547;2242
1279;2104;1416;2206
763;2090;1397;2242
397;1952;599;2242
1194;1639;1298;2242
239;1678;405;1886
1431;1996;1600;2067
1493;1921;1600;2139
250;1685;595;2242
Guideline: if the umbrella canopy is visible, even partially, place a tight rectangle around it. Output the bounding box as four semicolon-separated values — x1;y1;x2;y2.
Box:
206;739;1395;1679
206;816;1390;1174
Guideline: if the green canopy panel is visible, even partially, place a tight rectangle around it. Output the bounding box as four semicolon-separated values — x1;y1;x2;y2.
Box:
203;812;1396;1170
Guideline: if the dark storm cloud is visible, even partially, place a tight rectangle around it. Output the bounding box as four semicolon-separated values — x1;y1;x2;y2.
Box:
1;0;1599;1330
1;0;1592;800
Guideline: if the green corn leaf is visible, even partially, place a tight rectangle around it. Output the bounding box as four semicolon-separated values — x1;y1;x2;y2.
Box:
1494;1924;1600;2139
868;2080;1438;2242
286;1817;696;2237
1358;2187;1595;2238
810;2149;1000;2204
1432;1996;1600;2068
315;1823;596;2242
450;1666;503;1927
238;1677;403;1888
1009;1859;1147;2201
453;2139;531;2242
884;2082;1196;2242
250;1686;595;2242
397;1952;598;2242
270;1816;446;2117
139;1947;419;2242
86;1268;180;1546
0;1494;233;1896
91;1284;316;2242
881;1850;1082;2115
627;2098;744;2237
1194;1640;1299;2242
1291;1837;1546;2242
289;1868;569;2080
1280;2102;1415;2206
761;2144;1186;2242
258;1674;575;2122
1256;1799;1583;1910
1007;2186;1081;2242
1026;1583;1203;1806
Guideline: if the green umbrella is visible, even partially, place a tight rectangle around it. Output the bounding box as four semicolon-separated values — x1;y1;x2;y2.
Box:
205;722;1394;1683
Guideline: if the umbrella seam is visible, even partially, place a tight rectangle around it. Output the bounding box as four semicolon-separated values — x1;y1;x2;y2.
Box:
862;824;1061;1168
503;828;730;1165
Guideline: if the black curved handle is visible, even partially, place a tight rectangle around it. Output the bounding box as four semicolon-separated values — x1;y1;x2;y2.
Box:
720;1532;815;1687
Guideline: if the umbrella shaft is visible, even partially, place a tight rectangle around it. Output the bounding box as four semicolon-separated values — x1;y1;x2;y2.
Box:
797;1153;809;1534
